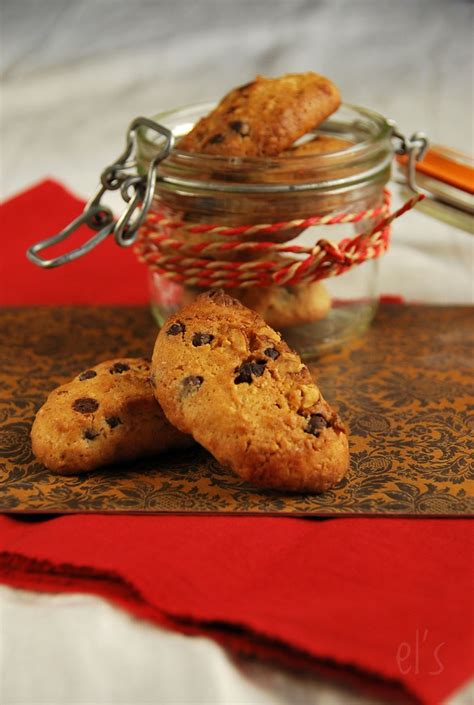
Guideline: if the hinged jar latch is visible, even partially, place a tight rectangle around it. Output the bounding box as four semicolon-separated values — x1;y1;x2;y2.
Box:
26;118;174;269
26;117;428;269
388;119;430;194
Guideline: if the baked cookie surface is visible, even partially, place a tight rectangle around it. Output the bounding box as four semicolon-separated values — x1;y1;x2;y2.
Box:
31;358;190;474
151;291;349;492
183;281;331;329
230;282;331;329
178;72;340;157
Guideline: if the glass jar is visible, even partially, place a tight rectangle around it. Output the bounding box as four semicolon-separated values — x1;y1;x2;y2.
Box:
135;103;393;359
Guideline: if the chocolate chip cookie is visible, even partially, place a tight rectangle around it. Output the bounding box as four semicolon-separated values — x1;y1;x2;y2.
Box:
151;291;349;492
229;281;331;328
178;72;340;157
31;358;191;474
183;280;331;329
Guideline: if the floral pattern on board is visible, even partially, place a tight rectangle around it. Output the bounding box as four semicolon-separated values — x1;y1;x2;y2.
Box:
0;304;472;515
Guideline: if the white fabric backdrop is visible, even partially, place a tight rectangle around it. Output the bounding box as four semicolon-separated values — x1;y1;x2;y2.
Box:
1;1;472;703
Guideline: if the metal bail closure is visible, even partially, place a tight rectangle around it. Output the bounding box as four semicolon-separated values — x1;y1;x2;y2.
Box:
388;119;430;195
26;117;174;268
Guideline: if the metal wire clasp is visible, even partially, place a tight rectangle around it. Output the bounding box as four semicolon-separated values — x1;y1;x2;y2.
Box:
27;117;174;268
388;119;429;194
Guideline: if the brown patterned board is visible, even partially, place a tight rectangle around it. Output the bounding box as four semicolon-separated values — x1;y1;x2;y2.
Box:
0;305;473;516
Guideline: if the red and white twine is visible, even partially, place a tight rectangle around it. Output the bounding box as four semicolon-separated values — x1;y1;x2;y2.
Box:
135;189;424;288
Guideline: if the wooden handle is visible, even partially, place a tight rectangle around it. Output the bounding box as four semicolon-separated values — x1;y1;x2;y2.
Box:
397;146;474;195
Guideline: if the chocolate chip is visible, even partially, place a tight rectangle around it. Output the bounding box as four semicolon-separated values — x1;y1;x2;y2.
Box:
234;360;267;385
208;133;225;145
192;332;214;347
83;428;99;440
109;362;130;375
106;416;122;429
304;414;329;437
166;322;185;336
263;347;280;360
72;397;99;414
181;375;204;397
229;120;250;136
79;370;97;381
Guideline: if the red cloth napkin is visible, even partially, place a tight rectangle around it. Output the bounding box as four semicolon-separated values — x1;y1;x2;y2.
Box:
0;515;473;705
0;179;148;305
1;181;472;704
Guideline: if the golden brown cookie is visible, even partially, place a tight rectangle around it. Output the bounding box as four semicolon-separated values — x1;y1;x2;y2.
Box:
151;291;349;492
182;281;331;329
230;282;331;328
31;358;191;474
178;72;340;157
281;134;353;157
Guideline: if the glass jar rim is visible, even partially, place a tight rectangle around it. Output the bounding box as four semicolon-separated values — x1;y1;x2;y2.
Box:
140;102;391;160
137;102;393;195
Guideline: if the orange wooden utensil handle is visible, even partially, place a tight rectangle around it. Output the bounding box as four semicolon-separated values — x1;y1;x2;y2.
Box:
397;146;474;194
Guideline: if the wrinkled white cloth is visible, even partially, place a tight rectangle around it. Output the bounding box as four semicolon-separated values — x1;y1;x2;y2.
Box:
0;585;393;705
1;1;472;704
1;585;472;705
